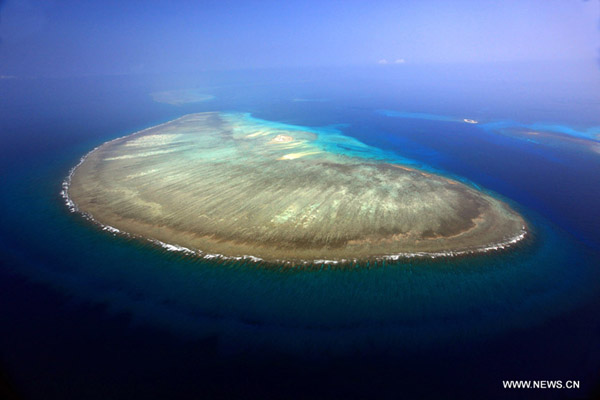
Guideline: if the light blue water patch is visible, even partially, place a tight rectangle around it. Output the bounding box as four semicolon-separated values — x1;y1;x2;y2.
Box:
379;109;600;143
378;109;463;122
480;120;600;142
236;112;424;167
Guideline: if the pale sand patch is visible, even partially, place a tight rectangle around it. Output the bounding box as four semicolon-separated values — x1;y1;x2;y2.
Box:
269;134;294;143
278;151;322;160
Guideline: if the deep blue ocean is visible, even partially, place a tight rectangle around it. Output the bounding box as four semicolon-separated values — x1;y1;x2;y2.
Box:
1;64;600;399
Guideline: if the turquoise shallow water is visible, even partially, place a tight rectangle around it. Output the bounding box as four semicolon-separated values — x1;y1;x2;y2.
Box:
1;71;600;399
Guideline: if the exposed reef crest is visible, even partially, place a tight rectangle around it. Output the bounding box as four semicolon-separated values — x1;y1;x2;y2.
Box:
64;112;527;264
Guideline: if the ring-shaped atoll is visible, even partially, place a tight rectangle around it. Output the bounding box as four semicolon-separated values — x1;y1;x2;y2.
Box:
65;112;527;264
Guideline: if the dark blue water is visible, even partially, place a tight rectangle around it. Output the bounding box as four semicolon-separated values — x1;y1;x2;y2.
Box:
1;66;600;399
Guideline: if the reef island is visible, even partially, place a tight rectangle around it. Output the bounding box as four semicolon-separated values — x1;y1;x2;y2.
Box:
67;112;526;264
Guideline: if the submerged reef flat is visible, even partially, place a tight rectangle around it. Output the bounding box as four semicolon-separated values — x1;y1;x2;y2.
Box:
67;112;526;263
150;89;214;105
